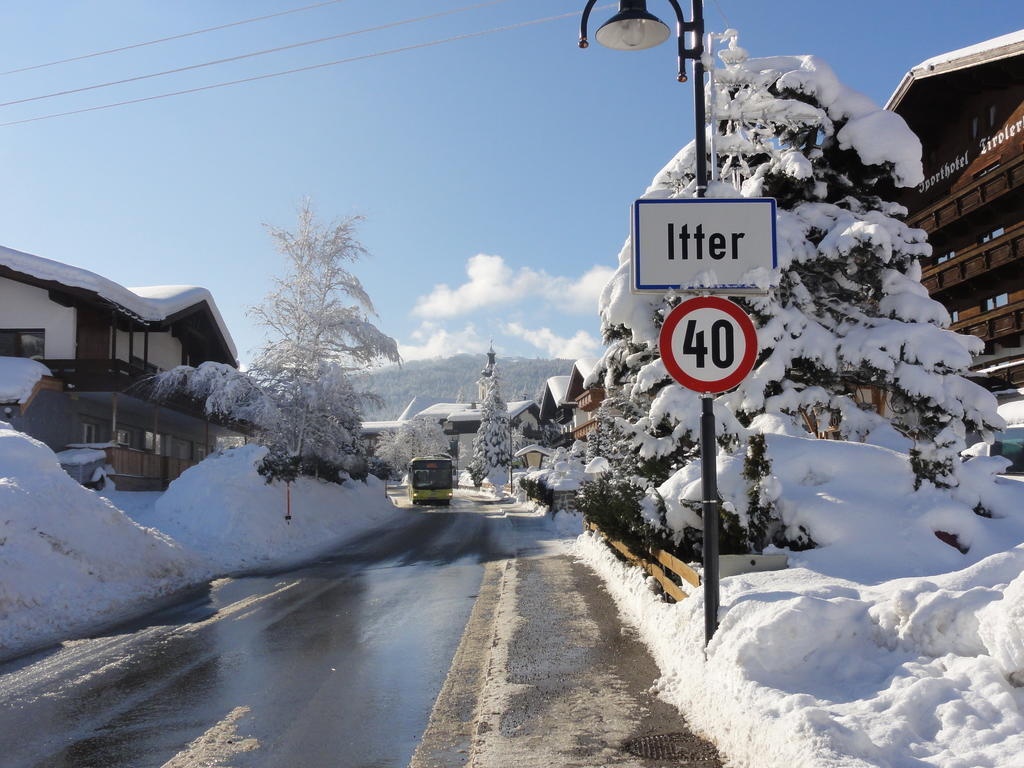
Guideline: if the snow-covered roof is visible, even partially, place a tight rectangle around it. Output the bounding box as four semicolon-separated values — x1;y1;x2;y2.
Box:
514;444;553;458
544;375;571;406
445;400;536;423
975;357;1024;376
0;357;51;404
998;399;1024;428
887;30;1024;110
415;402;473;420
573;358;599;382
361;420;404;435
0;245;237;359
397;396;450;422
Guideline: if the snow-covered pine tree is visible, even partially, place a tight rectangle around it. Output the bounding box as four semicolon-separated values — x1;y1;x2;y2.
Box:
582;33;1001;558
470;373;511;491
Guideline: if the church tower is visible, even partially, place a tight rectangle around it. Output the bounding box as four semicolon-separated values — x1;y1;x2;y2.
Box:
478;344;496;401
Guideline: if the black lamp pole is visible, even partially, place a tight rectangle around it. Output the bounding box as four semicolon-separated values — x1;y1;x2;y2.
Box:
578;0;719;646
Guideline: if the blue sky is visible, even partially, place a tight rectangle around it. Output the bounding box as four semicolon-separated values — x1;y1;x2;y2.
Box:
0;1;1021;366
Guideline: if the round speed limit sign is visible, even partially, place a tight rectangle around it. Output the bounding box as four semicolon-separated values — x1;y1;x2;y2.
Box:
659;296;758;393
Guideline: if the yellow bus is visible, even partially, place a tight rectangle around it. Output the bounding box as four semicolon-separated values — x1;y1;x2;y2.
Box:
408;456;454;505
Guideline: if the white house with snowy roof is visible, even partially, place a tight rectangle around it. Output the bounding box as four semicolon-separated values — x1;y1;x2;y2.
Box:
361;348;542;470
0;243;242;489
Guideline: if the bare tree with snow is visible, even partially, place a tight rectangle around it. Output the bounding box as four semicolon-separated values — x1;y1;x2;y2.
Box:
375;417;450;476
247;200;401;479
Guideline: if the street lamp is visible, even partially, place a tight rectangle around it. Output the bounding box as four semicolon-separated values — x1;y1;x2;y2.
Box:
578;0;719;647
579;0;707;195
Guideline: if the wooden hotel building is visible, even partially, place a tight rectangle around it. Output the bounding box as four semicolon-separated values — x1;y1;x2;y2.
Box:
887;31;1024;388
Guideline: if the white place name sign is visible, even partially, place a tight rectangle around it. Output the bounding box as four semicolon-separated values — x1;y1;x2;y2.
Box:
632;198;777;294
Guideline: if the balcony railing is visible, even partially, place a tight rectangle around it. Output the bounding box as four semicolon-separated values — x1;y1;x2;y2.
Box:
572;419;598;440
575;387;605;413
922;223;1024;295
41;358;150;393
953;297;1024;343
908;153;1024;236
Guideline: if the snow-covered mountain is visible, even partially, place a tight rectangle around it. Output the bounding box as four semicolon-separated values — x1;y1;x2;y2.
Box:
355;354;573;420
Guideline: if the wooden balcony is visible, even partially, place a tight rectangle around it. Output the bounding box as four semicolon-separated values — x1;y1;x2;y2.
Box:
104;446;196;489
575;387;605;413
572;418;598;440
954;298;1024;343
909;154;1024;236
922;223;1024;296
42;358;150;393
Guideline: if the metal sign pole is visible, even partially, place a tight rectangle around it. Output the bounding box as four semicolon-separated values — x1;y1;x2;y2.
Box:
700;392;719;645
688;0;719;646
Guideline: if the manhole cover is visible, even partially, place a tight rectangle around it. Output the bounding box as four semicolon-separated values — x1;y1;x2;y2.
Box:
623;732;719;764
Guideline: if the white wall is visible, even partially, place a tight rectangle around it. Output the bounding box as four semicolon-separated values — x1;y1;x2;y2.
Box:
114;328;181;371
0;277;76;358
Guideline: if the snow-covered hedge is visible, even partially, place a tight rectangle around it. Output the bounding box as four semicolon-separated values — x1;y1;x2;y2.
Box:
145;444;401;572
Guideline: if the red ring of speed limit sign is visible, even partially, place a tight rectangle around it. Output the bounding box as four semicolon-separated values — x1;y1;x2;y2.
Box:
659;296;758;393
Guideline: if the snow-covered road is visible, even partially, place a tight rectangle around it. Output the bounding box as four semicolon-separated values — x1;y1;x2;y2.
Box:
0;498;509;768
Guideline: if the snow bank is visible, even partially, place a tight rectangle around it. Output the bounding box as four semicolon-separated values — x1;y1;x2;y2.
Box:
1;426;407;661
0;422;199;660
578;436;1024;767
0;357;50;404
143;445;404;571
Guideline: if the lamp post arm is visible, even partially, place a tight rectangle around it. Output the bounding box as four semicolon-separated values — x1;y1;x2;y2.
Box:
578;0;599;48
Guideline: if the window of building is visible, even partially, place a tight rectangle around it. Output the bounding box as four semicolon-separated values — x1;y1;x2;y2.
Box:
988;104;998;129
937;250;955;264
950;309;960;323
195;445;207;461
0;329;45;359
970;116;980;140
980;227;1006;244
116;428;131;447
81;422;98;443
983;293;1009;312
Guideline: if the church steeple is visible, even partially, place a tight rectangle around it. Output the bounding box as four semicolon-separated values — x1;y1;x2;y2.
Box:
481;343;496;378
478;344;497;401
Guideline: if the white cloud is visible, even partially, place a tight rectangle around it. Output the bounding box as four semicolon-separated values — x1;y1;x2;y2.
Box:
503;322;602;360
412;254;613;319
398;322;491;361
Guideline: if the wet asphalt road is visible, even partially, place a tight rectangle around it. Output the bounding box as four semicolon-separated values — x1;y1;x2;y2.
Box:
0;497;514;768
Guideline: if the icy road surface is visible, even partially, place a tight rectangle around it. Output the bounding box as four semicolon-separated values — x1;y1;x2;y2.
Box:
0;496;511;768
0;493;719;767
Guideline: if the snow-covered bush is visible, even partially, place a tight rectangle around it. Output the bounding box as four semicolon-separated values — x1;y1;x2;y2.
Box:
581;34;1002;560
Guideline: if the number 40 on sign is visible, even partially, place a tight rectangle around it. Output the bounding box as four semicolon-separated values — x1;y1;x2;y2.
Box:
659;296;758;394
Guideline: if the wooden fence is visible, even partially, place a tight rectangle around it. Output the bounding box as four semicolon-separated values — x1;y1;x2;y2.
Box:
587;522;700;603
106;447;196;487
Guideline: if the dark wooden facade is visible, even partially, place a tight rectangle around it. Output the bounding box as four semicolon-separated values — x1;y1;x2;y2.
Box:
889;35;1024;386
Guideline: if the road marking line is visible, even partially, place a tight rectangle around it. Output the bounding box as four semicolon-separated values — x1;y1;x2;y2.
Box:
160;705;259;767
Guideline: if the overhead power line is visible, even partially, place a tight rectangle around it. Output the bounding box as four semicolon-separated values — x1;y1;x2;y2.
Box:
0;6;612;129
0;0;516;109
0;0;352;77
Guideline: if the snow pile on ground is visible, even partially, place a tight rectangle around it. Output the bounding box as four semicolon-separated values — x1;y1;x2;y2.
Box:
578;436;1024;767
0;422;200;660
2;427;407;661
0;357;50;404
140;445;404;572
